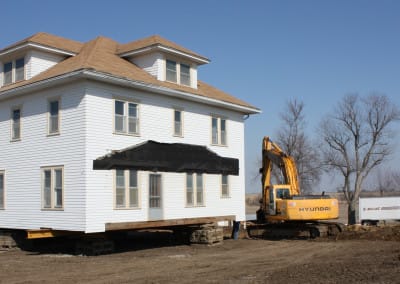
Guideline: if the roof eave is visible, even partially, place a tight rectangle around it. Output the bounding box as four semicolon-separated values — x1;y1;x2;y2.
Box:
0;69;261;115
0;42;77;57
119;44;210;65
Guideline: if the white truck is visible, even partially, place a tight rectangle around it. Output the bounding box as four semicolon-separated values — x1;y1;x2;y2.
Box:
359;197;400;225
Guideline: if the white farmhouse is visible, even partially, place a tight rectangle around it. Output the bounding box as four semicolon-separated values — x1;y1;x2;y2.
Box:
0;33;259;237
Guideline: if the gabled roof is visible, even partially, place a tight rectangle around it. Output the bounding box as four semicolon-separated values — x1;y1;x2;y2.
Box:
118;35;210;64
0;33;260;113
0;32;83;56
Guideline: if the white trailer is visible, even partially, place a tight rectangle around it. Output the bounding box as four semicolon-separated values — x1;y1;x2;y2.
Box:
359;197;400;225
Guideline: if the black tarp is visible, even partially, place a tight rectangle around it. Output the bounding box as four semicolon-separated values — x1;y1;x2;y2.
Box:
93;140;239;175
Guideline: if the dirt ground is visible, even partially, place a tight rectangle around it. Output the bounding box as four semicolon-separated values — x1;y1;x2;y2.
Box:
1;226;400;284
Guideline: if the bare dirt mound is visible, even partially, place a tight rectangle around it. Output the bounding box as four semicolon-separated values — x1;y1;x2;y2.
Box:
337;224;400;241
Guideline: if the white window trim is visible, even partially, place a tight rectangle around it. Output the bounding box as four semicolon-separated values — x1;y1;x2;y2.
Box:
221;174;230;198
113;98;140;136
2;57;25;86
10;105;22;142
211;115;228;146
47;97;61;136
173;108;184;137
0;170;5;210
41;166;64;210
185;173;205;207
113;169;141;210
165;58;192;87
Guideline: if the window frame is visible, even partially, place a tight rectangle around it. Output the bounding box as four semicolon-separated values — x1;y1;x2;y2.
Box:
173;108;183;137
11;106;22;141
221;174;230;198
114;169;140;209
211;116;227;146
47;98;61;136
2;57;25;86
165;59;191;86
166;59;177;83
41;166;64;210
186;173;204;207
113;98;140;136
15;58;25;82
0;170;5;210
3;61;12;85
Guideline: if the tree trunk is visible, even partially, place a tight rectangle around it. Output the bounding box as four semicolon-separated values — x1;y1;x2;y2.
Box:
347;200;357;225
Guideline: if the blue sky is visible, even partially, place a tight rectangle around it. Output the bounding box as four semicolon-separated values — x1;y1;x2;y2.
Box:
2;0;400;192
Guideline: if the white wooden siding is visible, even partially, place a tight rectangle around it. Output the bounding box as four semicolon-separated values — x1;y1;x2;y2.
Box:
128;52;163;79
0;83;86;231
25;50;65;80
0;79;246;234
84;81;245;233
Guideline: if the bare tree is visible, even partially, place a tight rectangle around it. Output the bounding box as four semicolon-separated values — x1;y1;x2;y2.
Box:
374;168;400;195
276;99;322;194
319;94;400;224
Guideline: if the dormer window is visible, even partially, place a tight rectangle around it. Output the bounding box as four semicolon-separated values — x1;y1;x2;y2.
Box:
3;62;12;85
2;57;25;85
15;58;25;82
180;63;190;86
166;60;177;82
166;59;191;87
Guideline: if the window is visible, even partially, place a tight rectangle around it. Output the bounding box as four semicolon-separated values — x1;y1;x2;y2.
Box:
180;63;190;86
115;169;139;209
48;99;60;135
2;58;24;85
3;62;12;85
15;58;25;82
174;109;183;136
186;173;204;206
0;171;4;209
166;60;191;86
42;167;63;209
114;100;139;135
211;116;227;146
149;174;161;208
166;60;177;83
11;108;21;140
221;175;229;198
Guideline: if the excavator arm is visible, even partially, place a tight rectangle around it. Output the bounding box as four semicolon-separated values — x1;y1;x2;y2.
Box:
261;136;300;196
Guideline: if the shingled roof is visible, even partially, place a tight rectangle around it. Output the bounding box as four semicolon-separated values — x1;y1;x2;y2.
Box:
118;35;209;63
0;32;83;55
0;33;259;112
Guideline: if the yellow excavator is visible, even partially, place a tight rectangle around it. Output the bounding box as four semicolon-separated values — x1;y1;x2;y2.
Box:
252;136;340;238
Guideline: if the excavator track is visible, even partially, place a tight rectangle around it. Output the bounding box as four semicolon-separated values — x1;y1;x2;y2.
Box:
246;221;344;239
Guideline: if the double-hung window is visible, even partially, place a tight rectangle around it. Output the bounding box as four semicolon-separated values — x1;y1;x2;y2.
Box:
42;167;64;209
3;62;12;85
166;60;191;86
115;169;139;209
166;60;177;83
114;100;139;135
186;173;204;206
211;116;227;146
0;171;4;209
2;58;24;85
221;175;229;198
15;58;25;82
174;109;183;137
48;99;60;135
180;63;190;86
11;108;21;140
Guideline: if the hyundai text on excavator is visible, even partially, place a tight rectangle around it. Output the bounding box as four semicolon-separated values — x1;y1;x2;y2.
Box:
248;136;342;238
